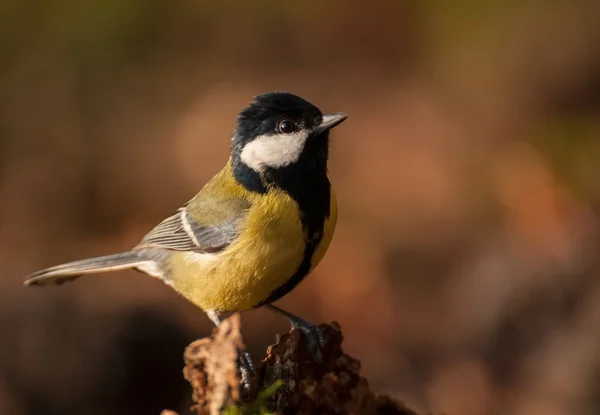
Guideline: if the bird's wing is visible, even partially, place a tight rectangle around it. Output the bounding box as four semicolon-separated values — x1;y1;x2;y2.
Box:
135;197;251;253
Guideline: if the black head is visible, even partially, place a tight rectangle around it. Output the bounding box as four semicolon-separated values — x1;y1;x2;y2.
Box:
231;92;347;193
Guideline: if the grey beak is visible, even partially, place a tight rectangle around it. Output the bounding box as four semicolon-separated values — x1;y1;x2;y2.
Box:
314;112;348;133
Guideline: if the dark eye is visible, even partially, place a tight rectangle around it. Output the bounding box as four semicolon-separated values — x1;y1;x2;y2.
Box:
278;119;296;134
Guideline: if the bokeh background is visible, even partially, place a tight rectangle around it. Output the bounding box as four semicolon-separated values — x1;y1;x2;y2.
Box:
2;1;600;414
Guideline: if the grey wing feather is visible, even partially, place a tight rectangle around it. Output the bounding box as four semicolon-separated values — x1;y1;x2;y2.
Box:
189;219;240;252
136;209;243;253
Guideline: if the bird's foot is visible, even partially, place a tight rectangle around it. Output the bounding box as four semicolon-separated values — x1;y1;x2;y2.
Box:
237;351;257;395
266;304;325;363
289;316;325;363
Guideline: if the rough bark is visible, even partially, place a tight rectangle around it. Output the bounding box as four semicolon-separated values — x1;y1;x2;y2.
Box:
162;314;421;415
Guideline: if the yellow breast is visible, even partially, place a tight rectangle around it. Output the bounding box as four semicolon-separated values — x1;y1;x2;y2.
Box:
169;187;336;312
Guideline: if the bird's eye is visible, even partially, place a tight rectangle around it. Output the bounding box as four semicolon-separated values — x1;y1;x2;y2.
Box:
278;119;296;134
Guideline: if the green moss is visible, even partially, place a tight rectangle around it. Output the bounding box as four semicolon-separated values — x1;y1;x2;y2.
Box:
222;381;284;415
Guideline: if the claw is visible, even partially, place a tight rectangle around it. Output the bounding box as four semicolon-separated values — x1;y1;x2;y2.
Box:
265;304;325;363
237;351;256;393
206;311;258;395
291;319;325;363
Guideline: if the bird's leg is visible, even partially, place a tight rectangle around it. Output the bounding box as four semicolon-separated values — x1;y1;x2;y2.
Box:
265;304;325;362
206;310;255;389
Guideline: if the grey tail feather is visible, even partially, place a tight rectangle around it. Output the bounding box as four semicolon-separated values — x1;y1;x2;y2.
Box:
24;251;147;286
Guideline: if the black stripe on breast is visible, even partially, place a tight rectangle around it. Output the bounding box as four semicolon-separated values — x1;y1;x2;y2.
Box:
256;231;323;307
255;151;331;306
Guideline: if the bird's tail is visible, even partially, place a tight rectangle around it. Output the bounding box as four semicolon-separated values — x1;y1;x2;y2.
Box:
24;251;151;286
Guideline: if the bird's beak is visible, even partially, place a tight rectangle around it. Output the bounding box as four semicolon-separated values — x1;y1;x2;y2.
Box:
314;112;348;133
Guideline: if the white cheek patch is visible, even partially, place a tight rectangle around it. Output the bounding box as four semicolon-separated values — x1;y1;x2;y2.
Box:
240;131;309;172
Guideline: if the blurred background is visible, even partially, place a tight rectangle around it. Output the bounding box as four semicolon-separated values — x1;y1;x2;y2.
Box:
2;1;600;414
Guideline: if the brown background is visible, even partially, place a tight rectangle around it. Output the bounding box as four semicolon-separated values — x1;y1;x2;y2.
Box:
2;1;600;414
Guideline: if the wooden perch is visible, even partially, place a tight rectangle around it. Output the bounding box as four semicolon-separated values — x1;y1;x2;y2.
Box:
162;314;420;415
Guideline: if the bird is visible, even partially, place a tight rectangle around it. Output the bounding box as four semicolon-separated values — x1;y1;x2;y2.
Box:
24;91;347;373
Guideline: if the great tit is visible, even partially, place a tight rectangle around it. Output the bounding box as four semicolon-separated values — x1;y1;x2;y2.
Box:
24;91;347;366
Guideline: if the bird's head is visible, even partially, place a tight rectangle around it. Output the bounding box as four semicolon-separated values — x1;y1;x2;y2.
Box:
231;92;346;192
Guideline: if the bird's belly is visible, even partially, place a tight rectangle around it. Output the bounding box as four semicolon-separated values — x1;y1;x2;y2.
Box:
169;193;307;312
